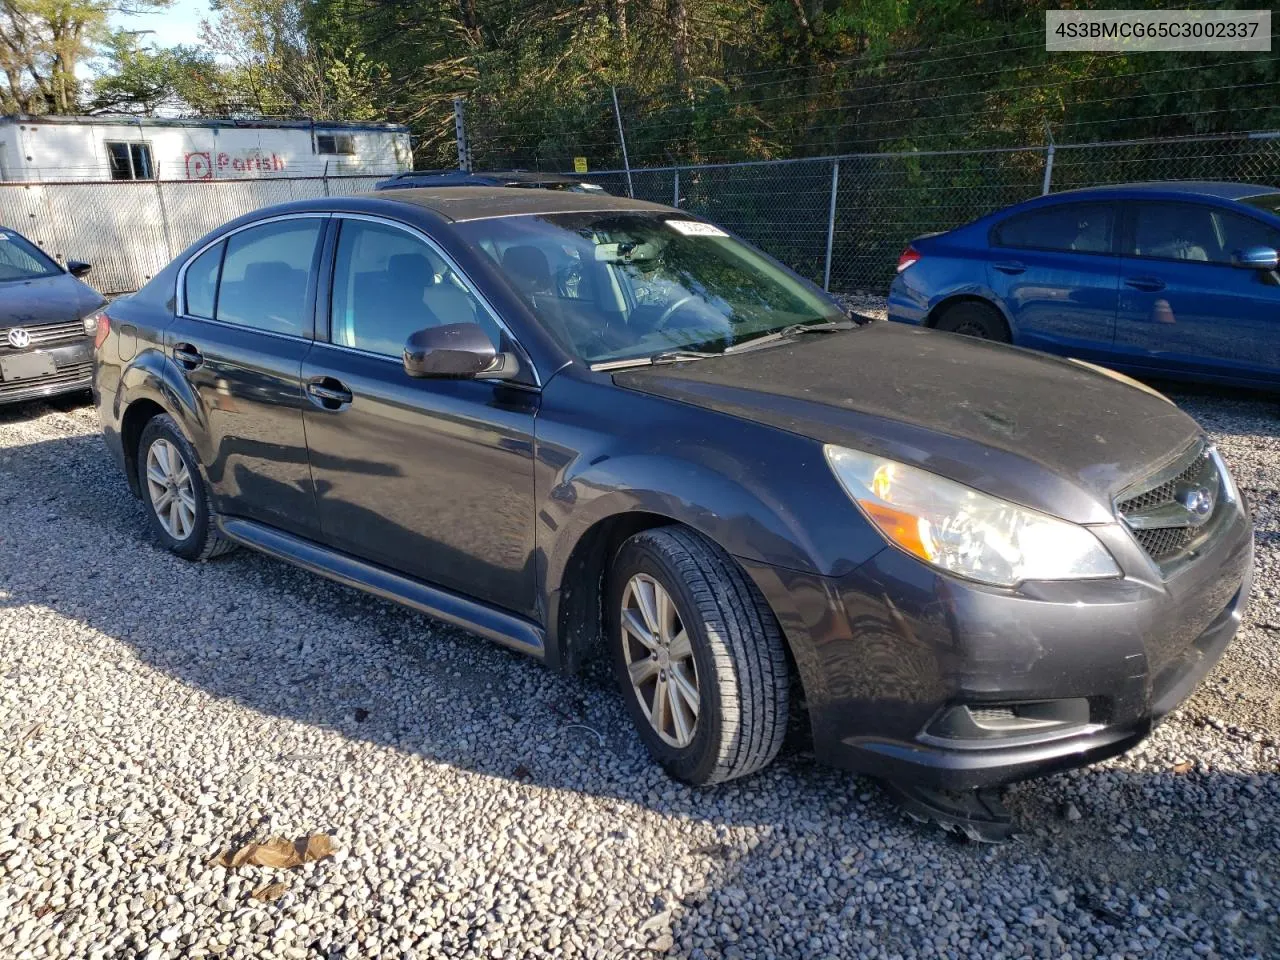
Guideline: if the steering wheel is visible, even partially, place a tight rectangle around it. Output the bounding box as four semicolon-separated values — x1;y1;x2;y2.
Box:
653;294;699;331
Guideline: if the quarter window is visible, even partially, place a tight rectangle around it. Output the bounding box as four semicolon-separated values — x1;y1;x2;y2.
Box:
1129;203;1280;264
106;141;154;180
329;219;499;357
184;241;223;319
216;219;323;336
992;203;1115;254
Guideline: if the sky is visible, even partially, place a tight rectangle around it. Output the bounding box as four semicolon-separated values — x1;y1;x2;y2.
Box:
110;0;211;49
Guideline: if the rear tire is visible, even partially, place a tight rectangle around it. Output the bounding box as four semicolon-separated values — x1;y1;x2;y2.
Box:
136;414;236;562
608;527;789;785
932;301;1010;342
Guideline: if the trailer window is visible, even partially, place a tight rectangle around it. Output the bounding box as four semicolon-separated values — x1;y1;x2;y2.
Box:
316;134;356;156
106;142;154;180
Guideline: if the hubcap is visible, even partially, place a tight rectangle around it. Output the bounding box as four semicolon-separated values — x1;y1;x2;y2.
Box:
145;438;197;541
621;574;700;748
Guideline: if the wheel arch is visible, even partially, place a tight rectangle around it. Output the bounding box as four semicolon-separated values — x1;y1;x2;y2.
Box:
113;349;206;496
925;293;1013;337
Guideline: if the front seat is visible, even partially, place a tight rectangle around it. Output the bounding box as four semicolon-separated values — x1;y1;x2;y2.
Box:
502;245;553;296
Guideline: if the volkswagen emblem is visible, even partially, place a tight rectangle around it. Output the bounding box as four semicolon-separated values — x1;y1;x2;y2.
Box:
1178;486;1215;518
6;327;30;349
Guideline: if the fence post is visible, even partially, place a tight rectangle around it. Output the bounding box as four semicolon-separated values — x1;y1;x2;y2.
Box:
823;159;839;292
323;161;331;197
454;98;472;172
1041;144;1055;195
673;168;680;207
611;86;634;198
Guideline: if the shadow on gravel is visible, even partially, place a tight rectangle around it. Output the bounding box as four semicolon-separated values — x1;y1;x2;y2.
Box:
1;422;1277;956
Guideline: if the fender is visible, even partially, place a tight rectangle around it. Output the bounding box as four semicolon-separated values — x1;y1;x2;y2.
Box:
541;451;835;593
112;348;206;492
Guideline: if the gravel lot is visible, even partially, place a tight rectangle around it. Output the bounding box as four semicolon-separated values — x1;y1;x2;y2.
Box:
1;375;1277;959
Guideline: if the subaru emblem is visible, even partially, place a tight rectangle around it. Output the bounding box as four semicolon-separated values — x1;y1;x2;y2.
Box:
6;327;30;349
1178;486;1214;518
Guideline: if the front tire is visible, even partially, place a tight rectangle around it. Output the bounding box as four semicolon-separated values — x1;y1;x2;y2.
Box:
608;527;789;785
932;301;1010;342
136;414;236;561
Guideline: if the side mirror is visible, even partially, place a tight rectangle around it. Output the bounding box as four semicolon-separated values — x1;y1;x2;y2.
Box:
1231;245;1279;271
403;323;516;380
67;260;92;278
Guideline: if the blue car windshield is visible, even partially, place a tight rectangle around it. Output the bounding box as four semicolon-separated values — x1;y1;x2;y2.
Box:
1240;192;1280;217
456;212;844;364
0;229;61;282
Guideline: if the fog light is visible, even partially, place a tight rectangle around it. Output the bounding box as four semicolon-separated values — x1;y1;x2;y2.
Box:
924;699;1091;741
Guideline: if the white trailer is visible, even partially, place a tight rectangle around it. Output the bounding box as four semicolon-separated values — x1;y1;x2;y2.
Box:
0;115;412;182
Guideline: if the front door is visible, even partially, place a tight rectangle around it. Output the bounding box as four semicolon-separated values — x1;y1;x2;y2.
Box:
301;215;539;616
166;214;326;537
1114;201;1280;382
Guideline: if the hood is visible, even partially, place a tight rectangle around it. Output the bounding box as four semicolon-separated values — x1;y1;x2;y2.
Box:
613;323;1203;524
0;273;105;327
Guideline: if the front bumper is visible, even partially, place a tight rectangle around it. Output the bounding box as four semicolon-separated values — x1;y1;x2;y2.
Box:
0;340;94;405
743;500;1254;790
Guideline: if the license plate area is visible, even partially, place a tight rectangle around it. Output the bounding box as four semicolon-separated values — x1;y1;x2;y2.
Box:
0;352;57;382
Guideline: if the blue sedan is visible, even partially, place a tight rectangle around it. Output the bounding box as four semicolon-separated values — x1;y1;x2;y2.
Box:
888;182;1280;390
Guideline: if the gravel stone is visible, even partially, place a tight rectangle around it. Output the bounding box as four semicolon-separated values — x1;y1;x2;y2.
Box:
0;386;1277;958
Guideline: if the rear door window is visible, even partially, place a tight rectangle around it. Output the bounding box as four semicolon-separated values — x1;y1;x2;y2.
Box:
215;219;323;337
992;203;1116;254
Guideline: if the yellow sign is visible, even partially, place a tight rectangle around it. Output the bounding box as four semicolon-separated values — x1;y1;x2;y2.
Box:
573;157;588;174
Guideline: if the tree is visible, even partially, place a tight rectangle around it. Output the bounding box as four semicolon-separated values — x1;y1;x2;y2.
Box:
85;32;225;116
0;0;171;113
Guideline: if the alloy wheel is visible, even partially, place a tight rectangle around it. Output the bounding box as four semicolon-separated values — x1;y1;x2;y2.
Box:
145;438;197;541
620;573;700;748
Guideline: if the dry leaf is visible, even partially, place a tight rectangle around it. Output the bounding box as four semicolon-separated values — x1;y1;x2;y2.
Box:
1172;761;1194;774
251;881;289;902
217;833;336;870
513;764;532;780
300;834;334;863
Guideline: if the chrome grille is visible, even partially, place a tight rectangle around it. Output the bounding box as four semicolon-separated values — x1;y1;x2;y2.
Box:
0;319;88;354
1116;443;1225;567
0;360;93;398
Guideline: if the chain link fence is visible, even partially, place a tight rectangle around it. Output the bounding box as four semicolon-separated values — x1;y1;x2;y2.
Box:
574;132;1280;293
0;175;384;294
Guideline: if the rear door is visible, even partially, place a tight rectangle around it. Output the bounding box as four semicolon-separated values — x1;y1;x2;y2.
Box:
300;215;540;616
167;214;326;537
986;200;1121;355
1114;201;1280;382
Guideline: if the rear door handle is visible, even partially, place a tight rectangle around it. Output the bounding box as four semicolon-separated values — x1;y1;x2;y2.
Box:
1125;276;1166;292
306;376;353;411
993;260;1026;275
173;342;203;369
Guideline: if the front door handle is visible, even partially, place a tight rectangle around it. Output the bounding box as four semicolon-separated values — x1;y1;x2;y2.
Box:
173;342;203;369
993;260;1026;275
1125;276;1166;292
306;376;353;411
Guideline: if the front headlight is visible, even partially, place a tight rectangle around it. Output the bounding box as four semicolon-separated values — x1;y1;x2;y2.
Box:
824;445;1120;587
82;306;106;336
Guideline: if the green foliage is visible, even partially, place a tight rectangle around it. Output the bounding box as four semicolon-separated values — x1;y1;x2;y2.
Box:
0;0;171;113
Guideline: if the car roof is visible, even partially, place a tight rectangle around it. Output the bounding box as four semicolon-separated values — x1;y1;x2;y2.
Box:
382;170;589;186
366;186;672;222
1049;181;1278;201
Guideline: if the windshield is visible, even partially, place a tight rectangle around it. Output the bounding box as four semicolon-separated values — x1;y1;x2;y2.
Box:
455;212;844;364
0;229;61;282
1240;192;1280;217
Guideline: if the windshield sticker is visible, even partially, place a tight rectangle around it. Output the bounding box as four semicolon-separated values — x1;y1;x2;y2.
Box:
665;220;728;237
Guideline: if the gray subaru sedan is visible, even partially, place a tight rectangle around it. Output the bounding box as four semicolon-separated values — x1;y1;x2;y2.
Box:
93;188;1253;840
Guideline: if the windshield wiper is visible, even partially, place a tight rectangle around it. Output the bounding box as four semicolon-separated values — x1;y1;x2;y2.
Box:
589;349;721;372
722;319;859;355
